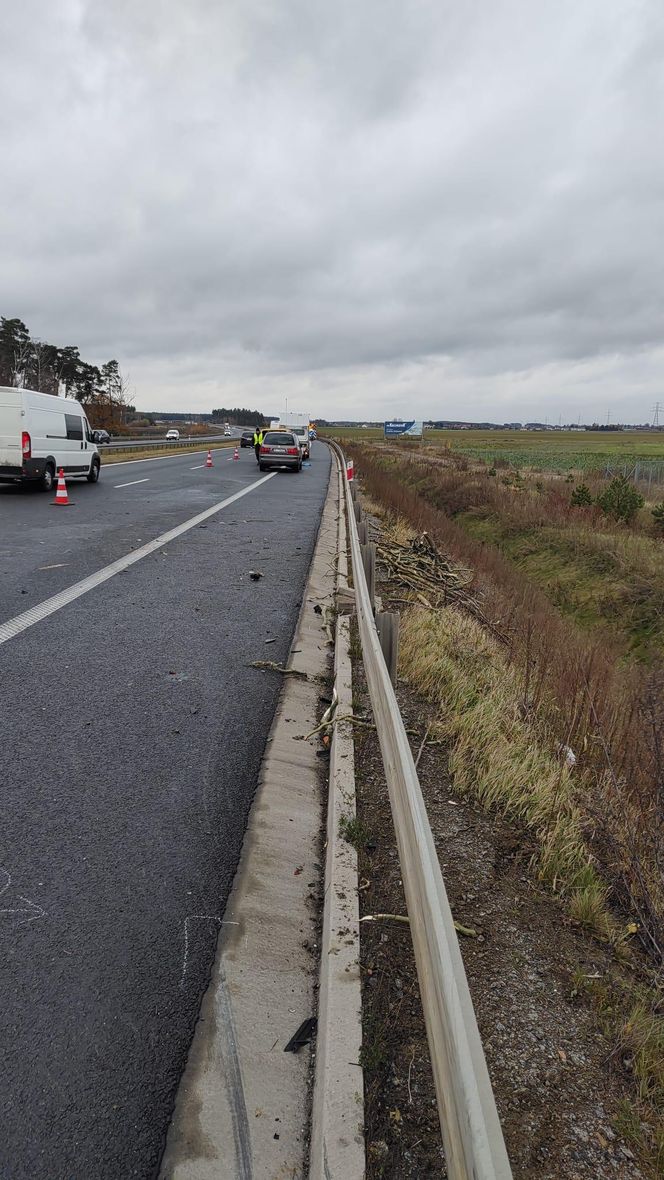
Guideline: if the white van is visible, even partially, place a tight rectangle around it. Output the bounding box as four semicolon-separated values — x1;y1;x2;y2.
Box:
281;411;311;459
0;387;101;492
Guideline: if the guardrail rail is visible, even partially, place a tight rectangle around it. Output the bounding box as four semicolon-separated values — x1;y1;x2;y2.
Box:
330;440;512;1180
101;435;236;454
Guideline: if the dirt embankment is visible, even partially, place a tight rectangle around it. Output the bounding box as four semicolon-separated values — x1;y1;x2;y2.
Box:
353;506;660;1179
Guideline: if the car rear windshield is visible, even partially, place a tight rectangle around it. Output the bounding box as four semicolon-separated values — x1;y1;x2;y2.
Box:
263;432;296;445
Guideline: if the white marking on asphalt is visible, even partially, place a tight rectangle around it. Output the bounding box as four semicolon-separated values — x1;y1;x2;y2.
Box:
190;464;206;469
0;869;47;925
0;474;276;647
114;478;150;488
38;563;68;570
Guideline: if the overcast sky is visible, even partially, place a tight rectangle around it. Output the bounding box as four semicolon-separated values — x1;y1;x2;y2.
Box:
1;0;663;422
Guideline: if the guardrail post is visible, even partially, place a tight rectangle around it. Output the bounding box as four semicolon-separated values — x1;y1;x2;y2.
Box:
360;542;376;613
349;481;358;503
354;501;363;524
357;520;368;545
376;612;399;686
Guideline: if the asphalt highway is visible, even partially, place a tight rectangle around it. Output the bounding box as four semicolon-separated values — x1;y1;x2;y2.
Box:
0;444;331;1179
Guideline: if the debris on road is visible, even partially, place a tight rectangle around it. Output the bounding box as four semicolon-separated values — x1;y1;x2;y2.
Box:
359;912;478;937
249;570;264;581
249;660;308;678
284;1017;317;1053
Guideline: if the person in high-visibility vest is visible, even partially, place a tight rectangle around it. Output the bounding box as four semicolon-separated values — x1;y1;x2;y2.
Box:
253;426;264;463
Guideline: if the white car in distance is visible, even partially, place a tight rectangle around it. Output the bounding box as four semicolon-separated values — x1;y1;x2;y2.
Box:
165;429;180;440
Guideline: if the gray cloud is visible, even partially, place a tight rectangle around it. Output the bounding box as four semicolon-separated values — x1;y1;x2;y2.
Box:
1;0;663;420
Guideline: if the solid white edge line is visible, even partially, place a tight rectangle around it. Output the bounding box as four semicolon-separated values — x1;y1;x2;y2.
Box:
0;473;275;647
113;478;150;488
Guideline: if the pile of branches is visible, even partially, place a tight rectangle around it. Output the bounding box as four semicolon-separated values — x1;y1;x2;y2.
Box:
376;530;505;640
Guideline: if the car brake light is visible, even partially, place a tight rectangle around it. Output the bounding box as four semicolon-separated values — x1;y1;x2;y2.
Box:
260;445;272;453
287;447;299;455
22;431;31;459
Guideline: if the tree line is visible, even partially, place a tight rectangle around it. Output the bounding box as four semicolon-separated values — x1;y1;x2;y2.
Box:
211;406;266;424
0;316;133;426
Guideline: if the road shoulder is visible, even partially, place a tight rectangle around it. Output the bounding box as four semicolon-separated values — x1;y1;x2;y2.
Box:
159;459;340;1180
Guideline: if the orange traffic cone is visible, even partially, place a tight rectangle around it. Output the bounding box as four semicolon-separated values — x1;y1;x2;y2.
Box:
205;450;213;468
52;468;70;506
233;447;239;461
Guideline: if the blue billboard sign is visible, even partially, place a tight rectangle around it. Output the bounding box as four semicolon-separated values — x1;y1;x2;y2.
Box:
384;420;423;439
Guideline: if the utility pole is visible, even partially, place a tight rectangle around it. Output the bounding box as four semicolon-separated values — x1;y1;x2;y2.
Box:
652;402;662;428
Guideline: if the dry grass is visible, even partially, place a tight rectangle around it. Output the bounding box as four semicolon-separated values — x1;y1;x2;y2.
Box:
396;591;664;1177
352;445;664;966
363;480;664;1174
584;975;664;1175
400;607;617;940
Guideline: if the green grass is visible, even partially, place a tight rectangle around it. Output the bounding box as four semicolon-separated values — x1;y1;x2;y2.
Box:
324;427;664;475
438;430;664;473
459;511;664;657
339;813;371;849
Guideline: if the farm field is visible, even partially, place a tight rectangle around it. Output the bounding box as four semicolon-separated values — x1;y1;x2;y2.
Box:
323;426;664;474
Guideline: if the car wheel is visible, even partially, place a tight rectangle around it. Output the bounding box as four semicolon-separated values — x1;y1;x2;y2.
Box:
40;463;55;493
87;459;100;483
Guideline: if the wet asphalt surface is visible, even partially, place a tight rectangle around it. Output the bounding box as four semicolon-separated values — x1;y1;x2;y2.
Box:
0;445;331;1179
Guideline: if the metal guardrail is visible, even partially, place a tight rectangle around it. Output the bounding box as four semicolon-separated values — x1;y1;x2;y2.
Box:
103;435;236;454
330;441;512;1180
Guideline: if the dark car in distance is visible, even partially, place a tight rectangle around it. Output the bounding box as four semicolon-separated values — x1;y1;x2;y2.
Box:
258;431;302;473
92;429;111;444
240;430;255;448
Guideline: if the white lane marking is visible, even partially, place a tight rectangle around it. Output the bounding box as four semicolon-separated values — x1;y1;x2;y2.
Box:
114;478;150;489
38;563;67;570
190;464;206;470
0;474;276;647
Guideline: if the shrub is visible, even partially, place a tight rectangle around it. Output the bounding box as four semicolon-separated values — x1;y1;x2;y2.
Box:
652;503;664;532
571;483;594;508
488;467;497;477
596;476;645;524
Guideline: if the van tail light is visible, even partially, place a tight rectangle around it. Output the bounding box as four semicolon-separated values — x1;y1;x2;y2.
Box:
287;447;299;455
22;431;31;459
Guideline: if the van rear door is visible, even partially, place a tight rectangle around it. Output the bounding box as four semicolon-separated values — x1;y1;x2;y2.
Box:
0;387;22;472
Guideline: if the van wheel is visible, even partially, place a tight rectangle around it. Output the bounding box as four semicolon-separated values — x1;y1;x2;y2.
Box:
40;464;55;493
87;460;100;483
